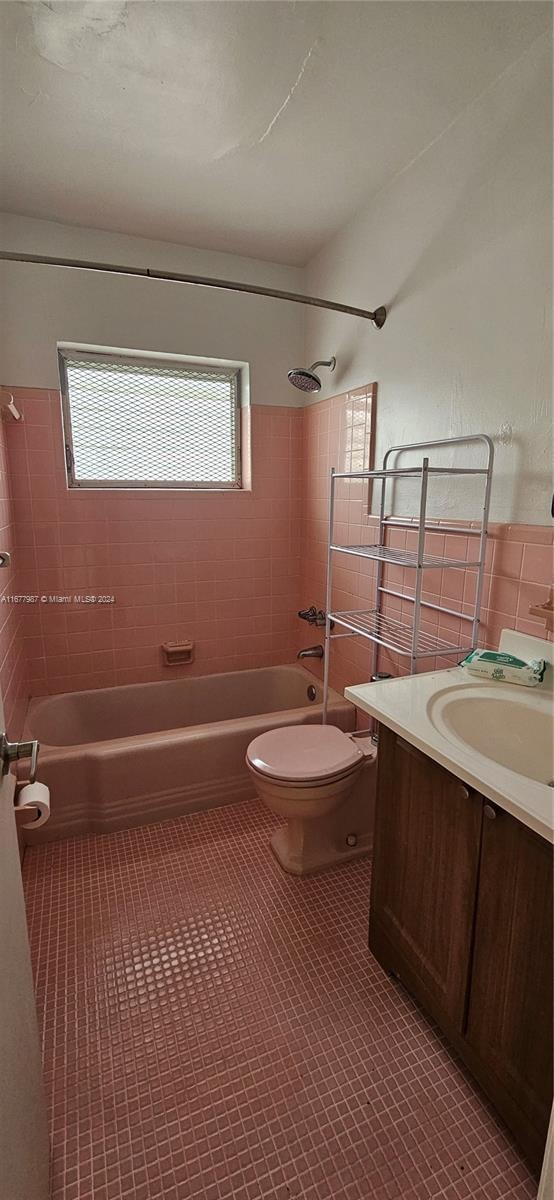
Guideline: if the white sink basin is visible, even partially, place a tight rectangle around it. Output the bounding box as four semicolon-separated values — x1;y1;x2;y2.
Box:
427;684;554;785
346;631;554;841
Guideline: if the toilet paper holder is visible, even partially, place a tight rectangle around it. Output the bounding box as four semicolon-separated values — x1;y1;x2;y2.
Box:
1;732;39;783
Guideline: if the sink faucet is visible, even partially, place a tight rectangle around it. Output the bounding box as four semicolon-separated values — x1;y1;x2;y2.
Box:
297;645;324;660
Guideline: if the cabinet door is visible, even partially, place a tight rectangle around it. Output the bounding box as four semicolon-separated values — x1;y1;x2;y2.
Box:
466;805;553;1148
369;727;483;1029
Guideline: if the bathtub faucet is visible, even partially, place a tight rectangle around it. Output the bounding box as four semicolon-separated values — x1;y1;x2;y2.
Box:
297;645;324;660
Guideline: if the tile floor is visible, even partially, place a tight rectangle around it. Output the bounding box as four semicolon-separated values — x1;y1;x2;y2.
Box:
23;800;537;1200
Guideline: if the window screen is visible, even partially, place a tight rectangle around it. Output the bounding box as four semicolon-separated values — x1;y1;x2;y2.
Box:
59;349;241;489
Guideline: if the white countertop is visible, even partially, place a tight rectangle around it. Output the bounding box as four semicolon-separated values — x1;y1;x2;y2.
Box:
345;630;554;843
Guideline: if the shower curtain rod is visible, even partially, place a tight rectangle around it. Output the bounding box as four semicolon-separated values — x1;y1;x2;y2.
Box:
0;250;387;328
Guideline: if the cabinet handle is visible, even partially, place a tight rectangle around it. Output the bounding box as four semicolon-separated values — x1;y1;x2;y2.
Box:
483;803;497;820
458;785;470;800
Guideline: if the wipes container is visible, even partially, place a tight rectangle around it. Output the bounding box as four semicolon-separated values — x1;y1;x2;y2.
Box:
460;650;546;687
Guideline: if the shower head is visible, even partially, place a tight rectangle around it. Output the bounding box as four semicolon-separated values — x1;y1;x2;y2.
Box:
287;357;336;393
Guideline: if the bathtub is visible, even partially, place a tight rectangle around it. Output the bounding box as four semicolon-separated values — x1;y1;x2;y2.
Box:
21;664;355;843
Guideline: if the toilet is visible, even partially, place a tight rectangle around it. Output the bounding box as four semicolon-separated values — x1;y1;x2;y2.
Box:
246;724;377;876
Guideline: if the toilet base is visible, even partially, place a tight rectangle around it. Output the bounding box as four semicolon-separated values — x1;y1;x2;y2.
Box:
268;753;375;875
270;822;371;876
246;734;377;877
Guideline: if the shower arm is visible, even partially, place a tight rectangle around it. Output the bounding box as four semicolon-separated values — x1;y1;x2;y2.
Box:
310;358;336;371
0;251;387;329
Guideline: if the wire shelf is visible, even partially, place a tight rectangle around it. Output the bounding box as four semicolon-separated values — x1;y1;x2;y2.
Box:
330;544;481;569
329;609;474;659
381;517;482;537
321;435;494;721
331;466;489;480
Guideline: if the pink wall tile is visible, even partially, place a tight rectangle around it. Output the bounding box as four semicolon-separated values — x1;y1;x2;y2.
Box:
3;391;302;695
487;576;520;619
0;384;551;709
521;541;553;583
0;409;30;734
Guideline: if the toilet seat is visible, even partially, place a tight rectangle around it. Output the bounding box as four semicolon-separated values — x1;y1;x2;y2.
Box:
248;758;361;789
246;724;363;784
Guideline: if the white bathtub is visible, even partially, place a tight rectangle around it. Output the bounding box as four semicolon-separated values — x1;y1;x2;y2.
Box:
22;664;355;842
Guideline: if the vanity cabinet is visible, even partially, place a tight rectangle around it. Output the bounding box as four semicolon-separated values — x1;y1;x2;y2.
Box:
369;725;553;1171
370;732;482;1028
466;809;553;1146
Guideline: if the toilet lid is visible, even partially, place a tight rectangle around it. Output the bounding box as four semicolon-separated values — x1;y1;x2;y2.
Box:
247;725;363;782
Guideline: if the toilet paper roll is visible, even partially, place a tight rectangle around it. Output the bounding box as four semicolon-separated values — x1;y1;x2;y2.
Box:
15;781;50;828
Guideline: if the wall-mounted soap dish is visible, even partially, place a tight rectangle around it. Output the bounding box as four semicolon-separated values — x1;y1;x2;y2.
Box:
162;640;194;667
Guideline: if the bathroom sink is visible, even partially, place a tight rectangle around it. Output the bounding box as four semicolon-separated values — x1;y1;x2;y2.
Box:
427;684;554;785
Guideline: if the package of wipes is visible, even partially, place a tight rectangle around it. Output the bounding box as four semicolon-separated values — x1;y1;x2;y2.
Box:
460;650;546;687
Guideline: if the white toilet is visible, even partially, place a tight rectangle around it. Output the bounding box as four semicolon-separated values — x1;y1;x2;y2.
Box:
246;724;376;876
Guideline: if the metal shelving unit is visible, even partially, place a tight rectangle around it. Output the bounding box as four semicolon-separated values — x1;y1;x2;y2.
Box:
322;435;494;722
329;544;483;568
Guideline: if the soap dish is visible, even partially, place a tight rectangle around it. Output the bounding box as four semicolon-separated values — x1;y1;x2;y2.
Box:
162;640;194;667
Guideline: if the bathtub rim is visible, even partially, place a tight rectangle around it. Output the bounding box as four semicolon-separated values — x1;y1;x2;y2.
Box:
22;665;350;756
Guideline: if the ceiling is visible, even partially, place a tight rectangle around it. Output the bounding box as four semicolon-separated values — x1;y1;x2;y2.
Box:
0;1;550;265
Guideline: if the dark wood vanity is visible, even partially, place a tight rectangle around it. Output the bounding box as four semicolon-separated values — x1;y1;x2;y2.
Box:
369;725;553;1171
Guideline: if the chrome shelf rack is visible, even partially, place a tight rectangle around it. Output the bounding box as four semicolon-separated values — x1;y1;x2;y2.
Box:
322;435;494;722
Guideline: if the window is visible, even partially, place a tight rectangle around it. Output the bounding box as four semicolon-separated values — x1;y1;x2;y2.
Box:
58;347;242;489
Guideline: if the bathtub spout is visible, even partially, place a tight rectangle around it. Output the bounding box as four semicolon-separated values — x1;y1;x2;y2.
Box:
297;645;324;660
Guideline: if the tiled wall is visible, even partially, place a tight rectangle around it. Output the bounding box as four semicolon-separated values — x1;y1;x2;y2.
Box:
0;412;29;734
0;384;551;708
300;393;553;697
4;389;302;696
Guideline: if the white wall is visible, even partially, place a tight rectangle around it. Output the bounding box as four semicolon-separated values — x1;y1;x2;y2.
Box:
1;25;552;511
303;31;552;525
0;213;304;407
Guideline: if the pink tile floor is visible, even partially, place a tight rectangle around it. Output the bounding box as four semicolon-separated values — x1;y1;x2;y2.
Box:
23;800;537;1200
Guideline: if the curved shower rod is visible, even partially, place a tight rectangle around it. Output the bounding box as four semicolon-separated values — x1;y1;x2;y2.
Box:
0;250;387;329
